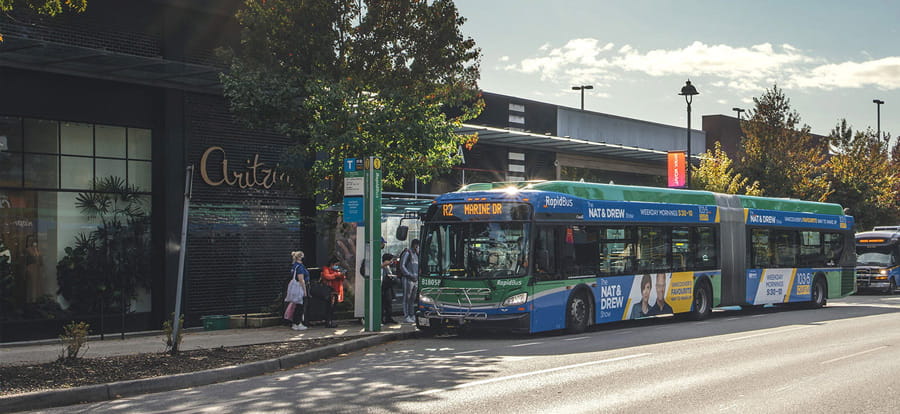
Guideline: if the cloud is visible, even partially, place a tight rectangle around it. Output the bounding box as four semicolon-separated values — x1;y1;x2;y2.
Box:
505;38;900;93
791;57;900;90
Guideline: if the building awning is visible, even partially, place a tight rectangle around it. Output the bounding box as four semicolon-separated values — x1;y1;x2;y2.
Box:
0;36;222;93
458;124;669;163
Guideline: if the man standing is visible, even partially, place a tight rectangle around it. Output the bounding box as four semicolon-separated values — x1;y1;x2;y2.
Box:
398;239;420;323
381;253;398;324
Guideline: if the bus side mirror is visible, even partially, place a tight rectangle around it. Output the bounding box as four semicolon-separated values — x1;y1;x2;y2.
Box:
396;225;409;241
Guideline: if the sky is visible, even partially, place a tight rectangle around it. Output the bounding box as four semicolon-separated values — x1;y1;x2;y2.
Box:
453;0;900;139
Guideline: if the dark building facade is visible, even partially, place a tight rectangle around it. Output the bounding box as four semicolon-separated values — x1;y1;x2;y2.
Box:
0;0;317;342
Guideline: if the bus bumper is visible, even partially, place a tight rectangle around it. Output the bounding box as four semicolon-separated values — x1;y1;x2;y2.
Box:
417;311;531;333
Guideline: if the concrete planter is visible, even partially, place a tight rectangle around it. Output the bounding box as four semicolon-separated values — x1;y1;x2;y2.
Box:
229;314;282;329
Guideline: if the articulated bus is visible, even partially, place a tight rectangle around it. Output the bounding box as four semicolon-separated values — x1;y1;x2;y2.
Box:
415;181;856;334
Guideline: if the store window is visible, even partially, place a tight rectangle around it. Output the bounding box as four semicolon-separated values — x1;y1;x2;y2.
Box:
0;117;153;324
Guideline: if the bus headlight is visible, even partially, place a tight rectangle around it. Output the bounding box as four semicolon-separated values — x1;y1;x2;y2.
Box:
419;295;434;305
880;269;889;276
502;293;528;307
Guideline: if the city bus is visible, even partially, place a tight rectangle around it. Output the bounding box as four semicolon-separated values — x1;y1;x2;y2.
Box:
415;181;856;334
855;229;900;294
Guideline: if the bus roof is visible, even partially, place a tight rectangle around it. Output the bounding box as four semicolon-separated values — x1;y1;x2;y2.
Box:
457;180;846;216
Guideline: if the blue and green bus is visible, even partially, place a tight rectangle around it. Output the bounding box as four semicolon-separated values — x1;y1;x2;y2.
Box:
416;181;856;334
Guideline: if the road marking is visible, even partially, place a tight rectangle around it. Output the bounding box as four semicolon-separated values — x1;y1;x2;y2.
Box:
509;342;542;348
725;325;812;342
726;317;740;321
452;349;487;355
563;336;590;341
821;346;888;365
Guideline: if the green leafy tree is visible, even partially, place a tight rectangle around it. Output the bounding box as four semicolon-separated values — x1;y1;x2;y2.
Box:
220;0;483;206
693;141;763;195
0;0;87;41
737;85;831;201
825;119;899;229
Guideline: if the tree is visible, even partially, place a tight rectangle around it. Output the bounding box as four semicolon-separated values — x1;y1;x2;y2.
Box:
220;0;483;206
692;141;763;195
825;120;899;229
0;0;87;41
737;85;831;201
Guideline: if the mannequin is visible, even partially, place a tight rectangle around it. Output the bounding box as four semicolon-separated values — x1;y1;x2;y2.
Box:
25;235;42;302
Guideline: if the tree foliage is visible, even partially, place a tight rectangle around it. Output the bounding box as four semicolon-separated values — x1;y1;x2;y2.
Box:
825;120;899;229
693;141;763;195
0;0;86;41
737;85;831;201
220;0;483;206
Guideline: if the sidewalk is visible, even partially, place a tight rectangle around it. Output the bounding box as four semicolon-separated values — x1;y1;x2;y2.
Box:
0;319;417;366
0;320;420;413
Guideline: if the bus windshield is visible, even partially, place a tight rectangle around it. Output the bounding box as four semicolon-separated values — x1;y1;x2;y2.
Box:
422;222;530;279
857;246;897;267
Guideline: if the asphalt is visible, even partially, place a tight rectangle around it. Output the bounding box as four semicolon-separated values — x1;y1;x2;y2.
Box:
0;319;420;413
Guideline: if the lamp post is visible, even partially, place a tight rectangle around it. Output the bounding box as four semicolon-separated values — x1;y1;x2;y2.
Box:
874;99;884;140
679;80;699;188
732;107;745;121
572;85;593;110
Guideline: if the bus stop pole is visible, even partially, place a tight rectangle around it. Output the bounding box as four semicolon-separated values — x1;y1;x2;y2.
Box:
171;165;193;353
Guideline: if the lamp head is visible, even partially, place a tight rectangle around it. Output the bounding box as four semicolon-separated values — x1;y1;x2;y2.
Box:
679;80;699;97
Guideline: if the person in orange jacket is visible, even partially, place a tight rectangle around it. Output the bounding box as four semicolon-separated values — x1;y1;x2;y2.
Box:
321;257;347;328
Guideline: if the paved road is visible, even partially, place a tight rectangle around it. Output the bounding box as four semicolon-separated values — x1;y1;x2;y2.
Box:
30;294;900;413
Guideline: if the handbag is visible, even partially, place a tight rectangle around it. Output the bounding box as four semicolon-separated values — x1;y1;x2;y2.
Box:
283;302;296;320
285;278;305;304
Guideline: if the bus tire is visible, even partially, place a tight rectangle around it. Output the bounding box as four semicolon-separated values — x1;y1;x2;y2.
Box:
809;276;827;308
688;281;712;321
565;291;591;334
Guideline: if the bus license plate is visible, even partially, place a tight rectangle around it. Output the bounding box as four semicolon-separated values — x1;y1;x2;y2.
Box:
417;317;429;327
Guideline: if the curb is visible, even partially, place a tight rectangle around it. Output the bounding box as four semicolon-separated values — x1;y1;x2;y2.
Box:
1;330;420;413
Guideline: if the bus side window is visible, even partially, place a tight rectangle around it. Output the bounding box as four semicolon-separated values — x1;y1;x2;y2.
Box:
694;226;718;269
750;229;772;268
672;227;690;271
773;230;798;267
823;233;844;266
800;231;824;267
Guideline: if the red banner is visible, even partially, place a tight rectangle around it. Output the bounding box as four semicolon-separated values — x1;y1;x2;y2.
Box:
668;151;686;188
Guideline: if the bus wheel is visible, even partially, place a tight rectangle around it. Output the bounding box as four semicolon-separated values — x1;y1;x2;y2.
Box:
566;292;590;334
809;277;827;308
688;282;712;321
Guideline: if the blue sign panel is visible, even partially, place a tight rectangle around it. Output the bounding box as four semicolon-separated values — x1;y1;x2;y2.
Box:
343;196;364;223
583;200;717;224
343;158;358;173
746;209;851;230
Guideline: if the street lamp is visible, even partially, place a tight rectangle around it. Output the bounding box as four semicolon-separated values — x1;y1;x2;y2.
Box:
572;85;593;110
874;99;884;140
732;107;745;121
679;80;699;188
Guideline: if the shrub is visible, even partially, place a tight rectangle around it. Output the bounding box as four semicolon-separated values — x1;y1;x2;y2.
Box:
162;313;185;354
58;321;90;361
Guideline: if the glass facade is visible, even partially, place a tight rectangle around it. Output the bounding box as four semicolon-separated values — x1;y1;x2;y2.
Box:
0;116;152;326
